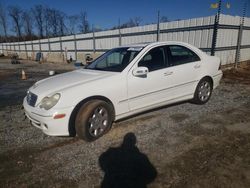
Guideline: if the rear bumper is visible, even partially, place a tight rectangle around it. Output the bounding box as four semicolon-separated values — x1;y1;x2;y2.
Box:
23;97;74;136
213;70;223;89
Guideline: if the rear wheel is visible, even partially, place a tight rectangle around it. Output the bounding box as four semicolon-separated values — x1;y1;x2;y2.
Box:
75;100;114;141
192;78;213;104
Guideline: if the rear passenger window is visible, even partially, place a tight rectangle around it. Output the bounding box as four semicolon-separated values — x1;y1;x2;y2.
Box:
138;47;166;72
168;45;200;66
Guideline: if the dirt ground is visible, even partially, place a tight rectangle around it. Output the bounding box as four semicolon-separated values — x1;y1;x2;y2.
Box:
0;58;250;188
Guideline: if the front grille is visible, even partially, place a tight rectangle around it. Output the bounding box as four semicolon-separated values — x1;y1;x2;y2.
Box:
26;92;38;107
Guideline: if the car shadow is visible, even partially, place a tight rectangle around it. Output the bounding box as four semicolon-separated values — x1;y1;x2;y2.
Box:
99;132;157;188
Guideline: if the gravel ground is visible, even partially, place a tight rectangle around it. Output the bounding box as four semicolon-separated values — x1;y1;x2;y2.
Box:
0;58;250;188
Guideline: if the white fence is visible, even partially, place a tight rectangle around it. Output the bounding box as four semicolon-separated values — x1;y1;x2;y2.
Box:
0;14;250;65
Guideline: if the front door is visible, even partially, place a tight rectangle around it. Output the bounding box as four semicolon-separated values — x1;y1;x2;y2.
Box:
127;46;169;111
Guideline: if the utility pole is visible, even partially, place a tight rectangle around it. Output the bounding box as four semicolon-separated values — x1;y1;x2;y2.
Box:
211;0;222;56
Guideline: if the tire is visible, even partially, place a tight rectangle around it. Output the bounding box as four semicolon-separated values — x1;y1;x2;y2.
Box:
75;100;114;142
192;77;213;105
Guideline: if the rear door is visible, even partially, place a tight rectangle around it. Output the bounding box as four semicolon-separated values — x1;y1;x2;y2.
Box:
161;45;202;98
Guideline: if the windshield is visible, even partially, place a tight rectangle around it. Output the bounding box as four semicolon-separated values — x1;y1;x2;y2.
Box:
85;47;143;72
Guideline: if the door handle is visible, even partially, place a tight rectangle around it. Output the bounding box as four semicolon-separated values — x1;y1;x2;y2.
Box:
164;71;173;76
194;64;201;69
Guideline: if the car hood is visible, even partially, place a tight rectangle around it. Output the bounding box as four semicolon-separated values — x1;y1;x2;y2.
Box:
29;69;117;97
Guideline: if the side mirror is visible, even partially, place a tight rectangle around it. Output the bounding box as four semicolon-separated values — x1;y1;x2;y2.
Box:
133;67;149;77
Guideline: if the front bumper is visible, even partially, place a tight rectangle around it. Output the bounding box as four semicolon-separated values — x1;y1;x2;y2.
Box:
23;97;74;136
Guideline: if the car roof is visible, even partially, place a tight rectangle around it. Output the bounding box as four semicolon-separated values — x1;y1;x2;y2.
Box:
119;41;194;49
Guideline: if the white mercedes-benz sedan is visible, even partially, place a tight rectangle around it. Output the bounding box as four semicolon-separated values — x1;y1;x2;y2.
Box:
23;41;223;141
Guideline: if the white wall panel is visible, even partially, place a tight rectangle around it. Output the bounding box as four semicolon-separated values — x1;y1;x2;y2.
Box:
49;37;60;42
216;29;238;47
26;44;32;51
240;48;250;62
75;33;93;39
188;31;195;46
77;40;93;50
40;39;48;43
215;50;236;65
61;35;74;41
244;17;250;26
20;44;25;51
41;43;49;51
194;30;202;47
62;41;75;50
219;14;240;25
242;30;250;45
50;42;60;51
200;30;209;48
33;44;40;51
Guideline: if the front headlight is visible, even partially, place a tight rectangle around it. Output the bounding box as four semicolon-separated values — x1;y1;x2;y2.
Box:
39;93;60;110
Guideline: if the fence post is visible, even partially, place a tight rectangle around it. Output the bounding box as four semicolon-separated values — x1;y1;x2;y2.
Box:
235;24;243;68
118;19;122;46
235;2;246;68
211;16;218;56
48;36;51;53
25;41;28;59
13;42;16;53
211;0;222;56
93;25;96;53
39;39;41;52
74;34;77;60
157;11;160;42
59;36;63;52
17;41;21;54
18;41;21;54
31;40;34;60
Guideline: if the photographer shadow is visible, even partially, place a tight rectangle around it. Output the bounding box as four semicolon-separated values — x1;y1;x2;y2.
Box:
99;132;157;188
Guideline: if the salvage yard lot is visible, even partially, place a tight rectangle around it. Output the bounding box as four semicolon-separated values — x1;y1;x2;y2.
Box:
0;58;250;188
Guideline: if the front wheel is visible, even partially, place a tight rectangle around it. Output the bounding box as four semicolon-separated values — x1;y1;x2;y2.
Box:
192;78;213;104
75;100;114;141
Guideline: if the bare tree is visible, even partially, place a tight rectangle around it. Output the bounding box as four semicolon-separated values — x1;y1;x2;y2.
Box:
32;5;44;38
22;10;33;39
8;6;22;39
44;6;51;37
0;2;8;40
68;15;79;34
46;8;67;37
79;11;89;33
160;16;169;22
58;11;67;36
133;17;142;26
49;8;58;36
120;17;143;28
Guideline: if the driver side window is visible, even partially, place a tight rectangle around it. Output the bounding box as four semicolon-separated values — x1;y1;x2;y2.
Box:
138;46;166;72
